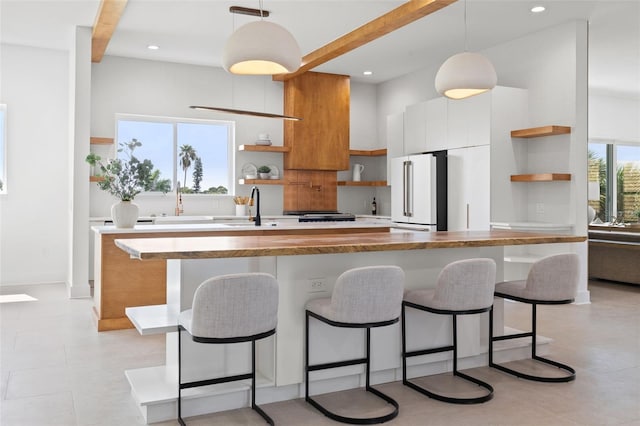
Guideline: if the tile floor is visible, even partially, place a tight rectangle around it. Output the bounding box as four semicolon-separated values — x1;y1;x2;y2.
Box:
1;280;638;425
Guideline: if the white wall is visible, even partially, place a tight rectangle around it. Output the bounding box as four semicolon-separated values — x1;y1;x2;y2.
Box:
485;20;589;232
589;94;640;141
67;26;92;298
0;44;70;286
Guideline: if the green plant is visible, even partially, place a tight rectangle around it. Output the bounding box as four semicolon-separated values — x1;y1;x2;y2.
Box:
179;144;198;191
257;165;271;173
192;157;203;193
86;153;102;165
86;139;169;201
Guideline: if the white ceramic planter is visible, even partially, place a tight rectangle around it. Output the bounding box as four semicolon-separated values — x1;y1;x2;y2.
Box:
111;200;139;228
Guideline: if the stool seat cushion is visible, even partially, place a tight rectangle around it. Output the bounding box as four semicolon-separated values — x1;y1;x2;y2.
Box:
179;272;278;339
404;258;496;311
306;265;404;324
305;297;333;319
496;253;579;302
494;280;528;299
403;288;436;308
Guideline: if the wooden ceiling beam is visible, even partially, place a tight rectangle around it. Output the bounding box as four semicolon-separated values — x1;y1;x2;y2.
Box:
273;0;457;81
91;0;129;63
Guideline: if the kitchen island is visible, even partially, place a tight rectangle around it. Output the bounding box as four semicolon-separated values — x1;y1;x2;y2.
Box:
92;218;390;331
115;229;585;424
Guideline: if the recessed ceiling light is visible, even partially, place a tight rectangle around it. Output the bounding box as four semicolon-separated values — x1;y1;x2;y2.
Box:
531;6;546;13
363;70;373;76
147;45;160;50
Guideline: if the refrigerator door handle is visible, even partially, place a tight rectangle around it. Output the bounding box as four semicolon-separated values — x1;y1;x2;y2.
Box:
404;160;413;217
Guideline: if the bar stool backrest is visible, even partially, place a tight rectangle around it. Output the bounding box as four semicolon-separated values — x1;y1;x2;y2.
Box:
432;258;497;311
190;272;279;339
330;266;404;324
526;253;579;301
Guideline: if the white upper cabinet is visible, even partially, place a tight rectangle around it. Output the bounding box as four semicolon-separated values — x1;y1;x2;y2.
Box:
424;97;448;152
403;92;493;155
445;91;491;150
403;101;427;155
405;98;448;154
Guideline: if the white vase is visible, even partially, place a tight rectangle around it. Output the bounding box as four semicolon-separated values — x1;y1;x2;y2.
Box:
111;200;139;228
235;204;247;216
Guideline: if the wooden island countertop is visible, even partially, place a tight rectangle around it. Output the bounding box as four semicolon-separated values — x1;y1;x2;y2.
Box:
115;229;586;260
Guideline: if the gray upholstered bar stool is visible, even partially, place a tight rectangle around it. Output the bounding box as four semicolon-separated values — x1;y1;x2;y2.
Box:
305;265;404;424
177;273;279;425
402;258;496;404
489;253;578;382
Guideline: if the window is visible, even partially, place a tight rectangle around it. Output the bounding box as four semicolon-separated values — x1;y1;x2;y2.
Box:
116;115;234;195
588;140;640;223
0;105;6;194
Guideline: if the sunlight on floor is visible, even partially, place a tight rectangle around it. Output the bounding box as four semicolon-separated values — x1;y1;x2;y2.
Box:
0;294;38;303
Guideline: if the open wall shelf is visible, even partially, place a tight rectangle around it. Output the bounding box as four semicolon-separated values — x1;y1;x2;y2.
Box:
338;180;387;186
238;145;290;153
90;137;114;145
510;173;571;182
510;125;571;138
238;179;284;185
349;149;387;157
90;176;105;182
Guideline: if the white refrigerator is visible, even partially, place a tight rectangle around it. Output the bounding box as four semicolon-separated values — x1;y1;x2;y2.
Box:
391;151;447;230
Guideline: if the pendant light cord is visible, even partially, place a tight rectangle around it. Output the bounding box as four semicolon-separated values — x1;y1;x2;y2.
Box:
464;0;468;52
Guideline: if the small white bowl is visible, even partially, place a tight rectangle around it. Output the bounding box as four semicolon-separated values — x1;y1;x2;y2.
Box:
245;174;257;179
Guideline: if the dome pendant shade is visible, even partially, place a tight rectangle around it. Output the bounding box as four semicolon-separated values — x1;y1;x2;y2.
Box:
222;21;301;75
435;52;497;100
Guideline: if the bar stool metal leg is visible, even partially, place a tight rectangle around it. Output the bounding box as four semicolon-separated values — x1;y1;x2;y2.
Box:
305;311;400;425
489;301;576;383
402;302;494;404
178;326;185;426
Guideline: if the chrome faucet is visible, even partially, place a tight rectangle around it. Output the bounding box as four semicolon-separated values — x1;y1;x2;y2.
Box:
250;186;261;226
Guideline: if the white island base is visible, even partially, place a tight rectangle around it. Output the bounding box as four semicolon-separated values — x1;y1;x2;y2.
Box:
125;247;551;424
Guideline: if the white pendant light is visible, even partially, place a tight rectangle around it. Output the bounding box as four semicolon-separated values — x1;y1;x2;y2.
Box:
222;3;301;75
435;52;497;99
435;0;496;99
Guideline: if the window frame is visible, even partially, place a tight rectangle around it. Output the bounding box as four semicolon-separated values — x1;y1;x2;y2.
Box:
588;138;640;222
115;113;235;196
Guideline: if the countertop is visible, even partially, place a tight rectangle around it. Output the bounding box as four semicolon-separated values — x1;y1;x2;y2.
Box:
588;224;640;234
115;229;586;260
93;218;392;235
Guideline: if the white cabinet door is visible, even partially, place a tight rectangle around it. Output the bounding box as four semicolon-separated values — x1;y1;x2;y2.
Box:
447;91;491;150
447;145;490;231
447;98;468;150
425;97;448;152
403;101;427;155
465;92;491;147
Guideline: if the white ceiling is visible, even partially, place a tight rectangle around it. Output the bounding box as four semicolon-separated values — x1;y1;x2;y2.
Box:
1;0;639;96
